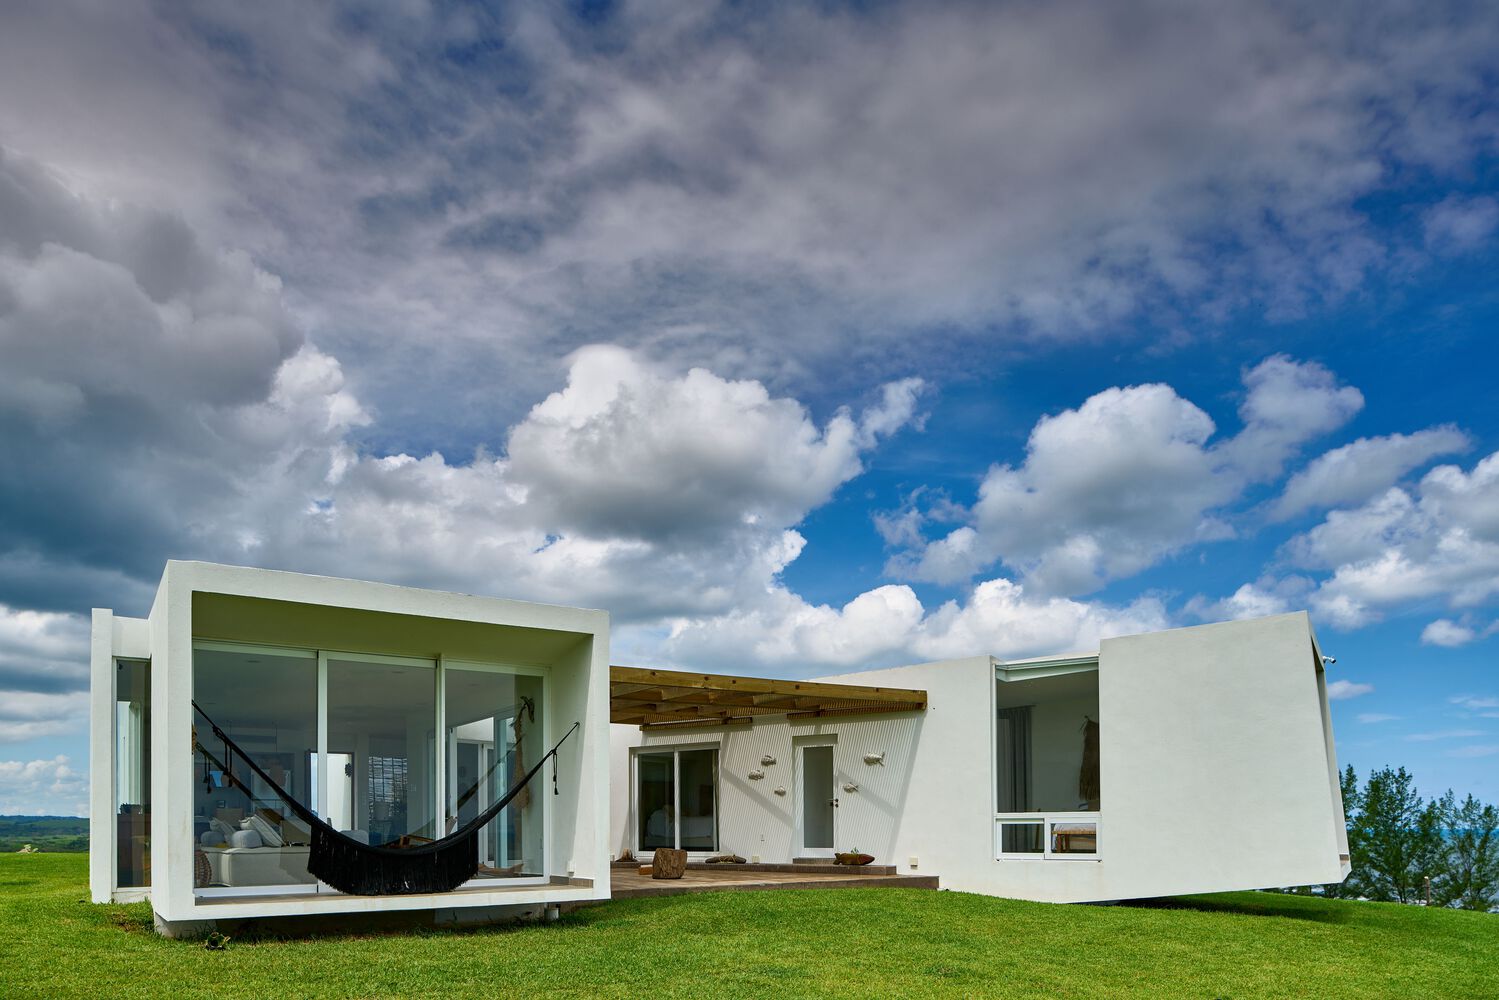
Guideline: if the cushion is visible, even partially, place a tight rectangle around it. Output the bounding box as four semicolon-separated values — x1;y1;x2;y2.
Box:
244;813;284;847
200;830;223;847
229;828;263;849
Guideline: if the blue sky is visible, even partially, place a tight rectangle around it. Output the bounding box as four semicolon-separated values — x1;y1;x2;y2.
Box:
1;1;1497;815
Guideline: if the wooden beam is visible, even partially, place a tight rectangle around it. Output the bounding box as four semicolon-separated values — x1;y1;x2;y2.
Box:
610;665;927;705
638;714;754;731
784;701;926;721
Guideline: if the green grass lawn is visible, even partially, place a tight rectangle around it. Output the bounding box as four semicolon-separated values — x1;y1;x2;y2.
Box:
2;854;1495;999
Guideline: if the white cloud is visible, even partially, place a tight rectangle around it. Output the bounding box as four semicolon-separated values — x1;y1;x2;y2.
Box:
1450;745;1499;759
0;692;88;743
1407;729;1487;742
1271;426;1471;521
1288;451;1499;629
0;756;87;816
1326;679;1374;700
1357;713;1399;724
1451;694;1499;714
658;575;1167;674
1423;194;1499;252
894;356;1360;595
1185;578;1311;623
259;349;922;621
1422;618;1477;648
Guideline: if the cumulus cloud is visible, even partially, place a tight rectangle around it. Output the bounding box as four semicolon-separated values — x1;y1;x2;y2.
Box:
658;576;1167;674
0;756;87;815
892;356;1360;595
1184;578;1312;623
255;351;922;621
1326;680;1374;700
1287;451;1499;628
1271;426;1471;521
1422;618;1477;647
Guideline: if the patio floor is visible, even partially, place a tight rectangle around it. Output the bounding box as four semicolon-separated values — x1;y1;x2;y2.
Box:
609;864;939;899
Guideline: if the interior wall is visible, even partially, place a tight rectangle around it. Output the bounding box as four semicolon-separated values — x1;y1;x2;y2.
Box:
1026;693;1100;812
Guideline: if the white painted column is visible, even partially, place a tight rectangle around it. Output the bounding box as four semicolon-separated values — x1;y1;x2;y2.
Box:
88;608;114;903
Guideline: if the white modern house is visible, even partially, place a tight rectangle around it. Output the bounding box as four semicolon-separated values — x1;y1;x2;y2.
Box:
91;561;1347;932
607;611;1350;904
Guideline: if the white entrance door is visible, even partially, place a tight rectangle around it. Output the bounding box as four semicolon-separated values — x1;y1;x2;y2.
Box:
797;743;837;858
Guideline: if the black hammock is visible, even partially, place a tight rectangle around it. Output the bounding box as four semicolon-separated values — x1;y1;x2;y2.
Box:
193;700;579;896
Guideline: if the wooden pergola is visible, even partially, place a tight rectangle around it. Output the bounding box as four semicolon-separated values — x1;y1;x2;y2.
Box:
610;665;928;729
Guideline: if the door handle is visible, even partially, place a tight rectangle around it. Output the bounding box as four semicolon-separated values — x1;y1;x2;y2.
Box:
831;798;839;807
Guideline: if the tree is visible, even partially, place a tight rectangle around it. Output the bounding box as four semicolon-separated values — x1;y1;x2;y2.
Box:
1322;764;1363;899
1432;791;1499;912
1348;766;1445;903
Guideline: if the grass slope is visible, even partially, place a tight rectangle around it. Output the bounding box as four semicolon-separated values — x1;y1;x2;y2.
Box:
2;854;1495;999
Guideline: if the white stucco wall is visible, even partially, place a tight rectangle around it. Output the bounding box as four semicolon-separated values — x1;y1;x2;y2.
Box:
612;656;993;874
610;612;1347;904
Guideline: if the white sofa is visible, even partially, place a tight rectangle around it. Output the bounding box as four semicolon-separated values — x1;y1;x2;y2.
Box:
201;845;316;887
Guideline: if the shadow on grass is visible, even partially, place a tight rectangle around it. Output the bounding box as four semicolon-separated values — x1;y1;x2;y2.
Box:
1119;893;1352;925
153;905;601;947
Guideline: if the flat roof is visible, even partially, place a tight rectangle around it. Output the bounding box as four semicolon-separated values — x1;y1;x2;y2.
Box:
610;665;927;729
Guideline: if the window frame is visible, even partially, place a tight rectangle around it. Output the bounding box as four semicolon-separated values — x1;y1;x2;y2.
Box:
190;639;550;898
630;743;721;857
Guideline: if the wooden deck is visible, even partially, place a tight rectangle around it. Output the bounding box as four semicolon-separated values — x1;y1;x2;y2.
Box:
609;864;938;899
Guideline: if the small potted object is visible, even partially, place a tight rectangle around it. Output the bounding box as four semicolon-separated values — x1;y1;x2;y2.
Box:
833;847;875;866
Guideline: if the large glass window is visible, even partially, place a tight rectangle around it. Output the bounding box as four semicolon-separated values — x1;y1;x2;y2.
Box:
114;659;151;888
192;642;547;896
443;666;545;879
327;655;437;847
192;647;318;890
635;748;717;854
995;669;1102;861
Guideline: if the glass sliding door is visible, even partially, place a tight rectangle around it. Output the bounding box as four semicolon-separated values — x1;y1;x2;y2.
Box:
635;748;718;854
443;665;545;880
326;655;437;848
677;749;718;851
114;659;150;888
192;642;547;897
637;752;676;851
192;645;318;891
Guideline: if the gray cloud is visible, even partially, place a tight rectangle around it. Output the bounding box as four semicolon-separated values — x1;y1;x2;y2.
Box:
1;2;1496;446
